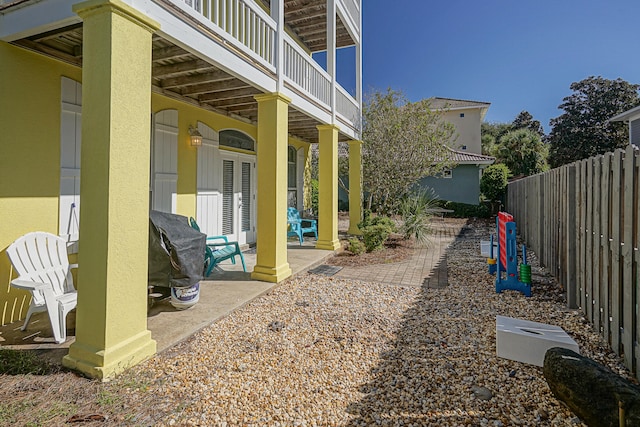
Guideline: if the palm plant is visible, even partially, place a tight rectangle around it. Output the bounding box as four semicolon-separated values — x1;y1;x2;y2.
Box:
399;188;439;246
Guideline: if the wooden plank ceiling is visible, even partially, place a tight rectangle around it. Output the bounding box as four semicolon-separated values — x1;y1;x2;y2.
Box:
10;1;357;143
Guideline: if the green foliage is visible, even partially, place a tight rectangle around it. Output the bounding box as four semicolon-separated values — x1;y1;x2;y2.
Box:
548;76;640;167
362;88;456;214
0;349;56;375
399;189;438;244
347;237;365;255
438;200;491;218
480;164;510;202
358;213;395;252
310;179;319;216
494;128;549;176
361;224;392;252
482;111;548;176
512;111;545;137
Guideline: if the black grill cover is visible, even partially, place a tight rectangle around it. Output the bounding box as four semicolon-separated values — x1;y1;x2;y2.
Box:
148;210;206;288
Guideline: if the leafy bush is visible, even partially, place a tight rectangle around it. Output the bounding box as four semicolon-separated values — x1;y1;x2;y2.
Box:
361;224;392;252
358;208;372;229
438;200;491;218
347;237;365;255
310;179;319;216
480;164;510;202
399;189;438;244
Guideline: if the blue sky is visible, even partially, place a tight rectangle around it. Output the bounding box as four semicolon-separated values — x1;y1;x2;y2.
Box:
353;0;640;133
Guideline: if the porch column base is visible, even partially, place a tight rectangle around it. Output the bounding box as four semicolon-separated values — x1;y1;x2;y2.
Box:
62;330;155;380
251;264;292;283
315;239;341;251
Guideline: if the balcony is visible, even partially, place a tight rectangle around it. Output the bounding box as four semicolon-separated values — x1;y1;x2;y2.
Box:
0;0;361;142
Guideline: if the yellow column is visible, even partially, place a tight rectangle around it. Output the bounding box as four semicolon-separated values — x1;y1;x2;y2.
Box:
347;140;363;235
316;125;341;250
251;93;292;283
62;0;158;380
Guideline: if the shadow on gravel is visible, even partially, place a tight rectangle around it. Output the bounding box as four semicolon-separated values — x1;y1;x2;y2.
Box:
344;218;495;426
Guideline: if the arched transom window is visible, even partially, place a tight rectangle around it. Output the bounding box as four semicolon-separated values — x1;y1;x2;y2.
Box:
219;130;255;152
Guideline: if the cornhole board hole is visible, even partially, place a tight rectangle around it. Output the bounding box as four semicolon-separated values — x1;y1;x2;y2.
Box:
496;315;579;367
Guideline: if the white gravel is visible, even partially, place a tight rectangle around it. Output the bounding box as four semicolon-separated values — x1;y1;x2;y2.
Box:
117;219;632;426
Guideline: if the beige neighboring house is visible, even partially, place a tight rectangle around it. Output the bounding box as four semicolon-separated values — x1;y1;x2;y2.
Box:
419;97;495;205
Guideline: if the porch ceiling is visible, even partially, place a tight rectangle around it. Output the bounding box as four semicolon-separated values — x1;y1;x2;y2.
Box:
259;0;356;51
11;24;351;144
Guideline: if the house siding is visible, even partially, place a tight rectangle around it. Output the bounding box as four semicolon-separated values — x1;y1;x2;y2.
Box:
419;164;481;205
0;42;82;325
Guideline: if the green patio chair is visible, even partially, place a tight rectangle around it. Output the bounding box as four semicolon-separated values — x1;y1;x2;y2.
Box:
189;217;246;276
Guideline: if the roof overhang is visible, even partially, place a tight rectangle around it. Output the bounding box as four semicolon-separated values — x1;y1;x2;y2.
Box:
609;105;640;123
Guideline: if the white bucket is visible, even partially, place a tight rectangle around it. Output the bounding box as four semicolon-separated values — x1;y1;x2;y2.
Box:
170;283;200;310
480;240;498;257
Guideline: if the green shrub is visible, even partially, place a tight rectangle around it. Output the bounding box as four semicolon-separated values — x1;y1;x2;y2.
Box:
347;237;365;255
310;179;319;216
437;200;491;218
362;223;392;252
480;164;510;202
399;189;438;244
358;208;372;229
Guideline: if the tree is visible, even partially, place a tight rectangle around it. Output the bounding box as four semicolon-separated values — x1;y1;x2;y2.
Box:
481;121;512;155
361;89;455;214
494;128;548;176
512;110;544;137
548;76;640;168
480;164;510;212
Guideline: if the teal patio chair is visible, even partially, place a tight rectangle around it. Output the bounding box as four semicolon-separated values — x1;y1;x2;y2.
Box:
189;217;247;276
287;207;318;245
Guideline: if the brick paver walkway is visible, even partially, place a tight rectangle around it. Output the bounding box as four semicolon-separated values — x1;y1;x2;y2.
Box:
334;219;466;287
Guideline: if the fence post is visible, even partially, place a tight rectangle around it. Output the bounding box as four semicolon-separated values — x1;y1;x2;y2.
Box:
566;164;577;308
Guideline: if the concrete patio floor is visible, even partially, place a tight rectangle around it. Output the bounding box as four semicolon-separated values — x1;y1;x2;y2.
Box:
0;218;465;365
0;239;334;354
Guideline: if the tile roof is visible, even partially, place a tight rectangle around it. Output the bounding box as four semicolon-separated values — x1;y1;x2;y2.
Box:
427;97;491;110
446;147;495;165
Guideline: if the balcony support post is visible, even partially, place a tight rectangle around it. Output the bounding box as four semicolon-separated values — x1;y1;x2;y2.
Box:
316;124;341;250
327;0;336;122
62;0;158;380
251;92;292;283
347;140;363;235
272;0;284;90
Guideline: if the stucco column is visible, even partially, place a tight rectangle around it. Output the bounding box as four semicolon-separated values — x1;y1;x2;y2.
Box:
316;124;341;250
62;0;158;380
347;140;363;235
251;93;292;283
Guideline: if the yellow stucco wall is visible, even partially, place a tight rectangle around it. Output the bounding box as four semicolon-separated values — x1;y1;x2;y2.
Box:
0;41;314;325
0;42;81;325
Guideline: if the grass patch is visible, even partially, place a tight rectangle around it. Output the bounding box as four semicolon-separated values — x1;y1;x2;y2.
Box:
0;349;57;375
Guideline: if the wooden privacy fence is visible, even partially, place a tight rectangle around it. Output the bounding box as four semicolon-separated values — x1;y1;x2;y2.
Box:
507;145;639;378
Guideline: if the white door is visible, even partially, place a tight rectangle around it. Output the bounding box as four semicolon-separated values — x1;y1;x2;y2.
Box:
59;77;82;242
196;123;221;236
220;152;256;244
151;110;178;213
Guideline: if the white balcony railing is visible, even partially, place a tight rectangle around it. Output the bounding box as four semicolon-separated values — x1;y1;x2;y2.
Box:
336;84;359;125
283;34;331;107
340;0;360;27
181;0;276;68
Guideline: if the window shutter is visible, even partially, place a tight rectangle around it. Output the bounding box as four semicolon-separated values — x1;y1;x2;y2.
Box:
222;160;234;235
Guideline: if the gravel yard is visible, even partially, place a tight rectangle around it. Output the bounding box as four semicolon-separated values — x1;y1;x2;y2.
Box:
1;218;633;426
113;218;631;426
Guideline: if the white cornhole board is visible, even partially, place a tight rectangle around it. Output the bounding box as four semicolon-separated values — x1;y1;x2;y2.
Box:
496;315;579;367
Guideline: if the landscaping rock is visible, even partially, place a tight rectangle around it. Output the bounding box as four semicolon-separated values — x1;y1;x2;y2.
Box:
543;347;640;427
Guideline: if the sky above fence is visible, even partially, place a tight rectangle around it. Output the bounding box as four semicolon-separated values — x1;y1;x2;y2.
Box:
357;0;640;133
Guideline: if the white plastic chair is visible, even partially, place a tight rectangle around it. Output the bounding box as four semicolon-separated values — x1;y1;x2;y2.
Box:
6;232;78;343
